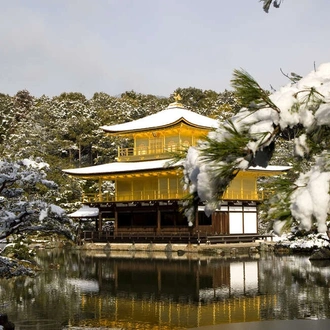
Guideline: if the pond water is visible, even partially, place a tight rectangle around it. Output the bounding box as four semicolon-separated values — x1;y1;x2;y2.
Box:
0;248;330;329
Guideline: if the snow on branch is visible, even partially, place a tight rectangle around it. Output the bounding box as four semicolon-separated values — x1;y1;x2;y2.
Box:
0;158;74;240
183;63;330;234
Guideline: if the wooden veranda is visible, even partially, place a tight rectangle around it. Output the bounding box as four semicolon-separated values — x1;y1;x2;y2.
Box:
78;230;273;245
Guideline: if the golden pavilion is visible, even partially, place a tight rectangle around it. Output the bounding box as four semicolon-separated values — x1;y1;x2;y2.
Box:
64;98;289;243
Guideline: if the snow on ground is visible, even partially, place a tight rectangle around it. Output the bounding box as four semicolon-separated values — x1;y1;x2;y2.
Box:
273;232;330;249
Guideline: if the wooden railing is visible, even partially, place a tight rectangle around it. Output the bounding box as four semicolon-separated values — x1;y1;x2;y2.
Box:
117;145;183;161
222;190;263;201
82;189;263;203
206;234;274;244
81;230;194;244
80;230;274;244
82;192;115;203
82;189;185;203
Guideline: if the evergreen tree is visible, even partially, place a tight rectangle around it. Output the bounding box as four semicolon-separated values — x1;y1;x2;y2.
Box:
0;158;74;240
0;90;33;155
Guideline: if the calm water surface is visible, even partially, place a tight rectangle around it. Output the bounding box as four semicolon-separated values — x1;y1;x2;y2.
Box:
0;248;330;329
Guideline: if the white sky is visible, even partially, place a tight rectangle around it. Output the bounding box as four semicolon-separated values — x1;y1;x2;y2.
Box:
1;0;329;98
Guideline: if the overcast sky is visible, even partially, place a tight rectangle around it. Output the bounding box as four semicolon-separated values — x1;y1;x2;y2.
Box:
0;0;329;98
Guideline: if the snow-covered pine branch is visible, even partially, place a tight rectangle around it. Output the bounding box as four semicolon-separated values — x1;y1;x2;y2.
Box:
0;158;74;240
183;63;330;234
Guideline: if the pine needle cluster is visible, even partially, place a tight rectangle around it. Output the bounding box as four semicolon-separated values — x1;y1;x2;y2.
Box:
231;69;280;112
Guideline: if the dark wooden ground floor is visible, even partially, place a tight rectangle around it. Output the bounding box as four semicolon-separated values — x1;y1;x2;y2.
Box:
77;200;270;245
84;200;259;233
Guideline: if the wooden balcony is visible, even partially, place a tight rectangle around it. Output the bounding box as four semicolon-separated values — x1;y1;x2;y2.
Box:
81;229;194;244
82;189;186;203
82;188;263;204
83;192;115;203
117;145;182;162
222;190;264;201
79;230;273;245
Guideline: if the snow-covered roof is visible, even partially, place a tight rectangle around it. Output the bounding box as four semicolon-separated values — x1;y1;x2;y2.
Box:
63;159;289;177
247;165;292;172
100;103;219;134
68;205;99;218
63;159;179;176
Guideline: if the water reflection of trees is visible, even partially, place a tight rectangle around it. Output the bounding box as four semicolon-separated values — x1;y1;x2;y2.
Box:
259;254;330;320
0;249;83;329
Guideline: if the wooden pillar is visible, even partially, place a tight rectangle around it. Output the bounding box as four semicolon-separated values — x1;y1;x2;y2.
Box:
195;208;199;230
114;207;118;235
95;217;98;232
98;178;102;202
157;265;162;292
134;136;137;156
157;206;161;234
98;212;102;232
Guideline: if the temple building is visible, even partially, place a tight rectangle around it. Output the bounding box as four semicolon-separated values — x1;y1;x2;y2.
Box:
63;97;289;243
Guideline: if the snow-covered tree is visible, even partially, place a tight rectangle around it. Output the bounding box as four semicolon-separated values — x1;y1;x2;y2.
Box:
183;63;330;234
0;90;33;155
0;158;74;240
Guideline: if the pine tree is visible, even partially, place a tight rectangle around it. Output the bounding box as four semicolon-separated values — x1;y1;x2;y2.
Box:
0;159;74;240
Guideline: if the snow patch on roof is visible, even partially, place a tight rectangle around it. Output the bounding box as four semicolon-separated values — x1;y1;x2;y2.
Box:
63;159;180;176
68;205;99;218
101;106;218;133
248;165;291;172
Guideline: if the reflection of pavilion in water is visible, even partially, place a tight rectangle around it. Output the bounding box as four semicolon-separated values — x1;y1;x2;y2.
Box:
71;256;276;329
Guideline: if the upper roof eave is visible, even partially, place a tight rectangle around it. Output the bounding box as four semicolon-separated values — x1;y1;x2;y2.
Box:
63;159;182;178
100;106;219;135
101;117;215;135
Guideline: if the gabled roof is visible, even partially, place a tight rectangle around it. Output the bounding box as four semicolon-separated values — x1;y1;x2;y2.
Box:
100;104;219;134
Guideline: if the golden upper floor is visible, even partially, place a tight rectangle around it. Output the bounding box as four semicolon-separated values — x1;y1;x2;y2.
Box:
101;103;218;162
80;168;275;204
117;124;209;161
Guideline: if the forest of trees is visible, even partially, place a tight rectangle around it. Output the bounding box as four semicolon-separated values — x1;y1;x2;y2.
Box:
1;87;240;170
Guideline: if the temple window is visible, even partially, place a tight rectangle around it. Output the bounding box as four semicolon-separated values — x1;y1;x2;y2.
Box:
167;140;177;152
137;143;147;155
